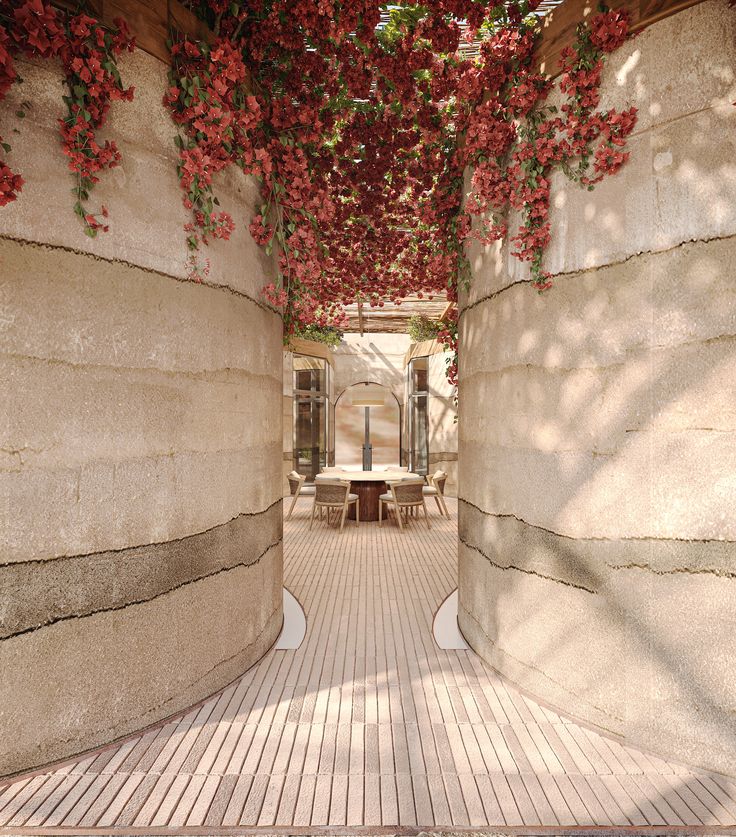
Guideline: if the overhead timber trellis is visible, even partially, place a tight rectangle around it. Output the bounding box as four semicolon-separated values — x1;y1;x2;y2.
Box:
76;0;705;72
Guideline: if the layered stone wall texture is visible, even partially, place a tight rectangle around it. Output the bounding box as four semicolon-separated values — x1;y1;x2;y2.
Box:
0;50;283;777
459;0;736;777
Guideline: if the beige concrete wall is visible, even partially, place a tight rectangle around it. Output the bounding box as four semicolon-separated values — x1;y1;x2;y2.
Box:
427;350;458;495
329;334;458;478
0;50;283;777
333;334;409;467
458;0;736;777
333;333;410;403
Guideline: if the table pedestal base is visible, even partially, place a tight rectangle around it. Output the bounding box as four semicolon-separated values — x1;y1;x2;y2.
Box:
348;480;387;522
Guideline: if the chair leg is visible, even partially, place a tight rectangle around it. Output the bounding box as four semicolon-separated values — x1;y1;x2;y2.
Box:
379;500;383;527
434;495;442;515
423;500;431;529
355;500;360;525
396;504;404;532
309;501;317;530
287;490;300;520
339;503;348;533
439;493;450;517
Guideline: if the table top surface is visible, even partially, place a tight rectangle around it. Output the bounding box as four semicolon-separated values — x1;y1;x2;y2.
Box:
315;470;422;483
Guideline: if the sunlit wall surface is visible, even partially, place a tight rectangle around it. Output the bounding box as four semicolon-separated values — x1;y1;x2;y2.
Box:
458;0;736;777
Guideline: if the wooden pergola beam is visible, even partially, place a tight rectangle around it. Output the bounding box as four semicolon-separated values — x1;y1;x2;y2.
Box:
439;302;456;322
357;300;365;336
56;0;217;63
534;0;705;75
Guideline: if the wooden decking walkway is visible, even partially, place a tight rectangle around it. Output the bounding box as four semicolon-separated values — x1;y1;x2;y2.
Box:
2;496;736;834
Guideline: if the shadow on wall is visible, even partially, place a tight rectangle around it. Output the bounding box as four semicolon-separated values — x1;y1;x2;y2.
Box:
459;228;736;777
457;26;736;776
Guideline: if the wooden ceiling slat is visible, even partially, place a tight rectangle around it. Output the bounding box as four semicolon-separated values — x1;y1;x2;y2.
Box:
534;0;704;74
76;0;699;84
102;0;169;62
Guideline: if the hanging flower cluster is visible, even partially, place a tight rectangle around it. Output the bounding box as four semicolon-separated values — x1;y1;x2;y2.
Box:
437;308;459;386
460;8;636;289
0;0;636;384
0;0;134;233
172;0;636;352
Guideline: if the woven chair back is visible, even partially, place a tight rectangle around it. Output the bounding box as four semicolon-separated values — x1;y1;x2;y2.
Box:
431;470;448;494
392;479;424;505
315;480;349;504
287;471;303;495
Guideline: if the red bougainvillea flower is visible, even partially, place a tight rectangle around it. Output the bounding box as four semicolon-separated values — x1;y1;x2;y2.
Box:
589;9;631;53
0;161;24;206
156;0;636;375
0;1;134;233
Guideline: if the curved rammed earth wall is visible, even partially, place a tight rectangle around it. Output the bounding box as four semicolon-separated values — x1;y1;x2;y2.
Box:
458;0;736;776
0;50;283;777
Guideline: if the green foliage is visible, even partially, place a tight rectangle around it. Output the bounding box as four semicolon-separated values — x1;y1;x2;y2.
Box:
293;324;344;348
407;314;442;343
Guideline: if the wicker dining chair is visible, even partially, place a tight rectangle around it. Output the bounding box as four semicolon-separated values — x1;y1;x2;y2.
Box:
378;478;430;532
423;470;450;518
285;470;316;520
310;479;359;532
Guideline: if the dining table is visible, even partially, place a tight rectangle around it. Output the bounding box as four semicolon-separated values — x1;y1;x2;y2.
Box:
314;470;423;522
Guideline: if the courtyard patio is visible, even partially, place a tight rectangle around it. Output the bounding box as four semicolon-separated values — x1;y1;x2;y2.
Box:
1;498;734;833
2;0;735;827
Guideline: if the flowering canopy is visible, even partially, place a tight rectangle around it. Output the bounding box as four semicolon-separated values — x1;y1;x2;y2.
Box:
0;0;134;234
0;0;636;377
170;0;636;354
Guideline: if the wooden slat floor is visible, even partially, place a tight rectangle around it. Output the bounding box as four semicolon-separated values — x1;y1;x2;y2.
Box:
2;496;736;834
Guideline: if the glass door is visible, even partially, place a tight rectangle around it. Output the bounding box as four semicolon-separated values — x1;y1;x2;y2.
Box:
293;355;328;481
408;357;429;474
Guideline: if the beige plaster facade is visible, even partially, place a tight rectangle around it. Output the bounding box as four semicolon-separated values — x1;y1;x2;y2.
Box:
458;0;736;778
0;50;284;777
333;334;408;469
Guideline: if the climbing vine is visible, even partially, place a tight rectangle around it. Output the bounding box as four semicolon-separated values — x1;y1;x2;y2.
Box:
164;0;636;359
461;7;636;289
0;0;134;233
0;0;637;385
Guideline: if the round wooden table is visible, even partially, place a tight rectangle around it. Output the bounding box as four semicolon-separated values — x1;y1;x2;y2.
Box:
315;470;422;522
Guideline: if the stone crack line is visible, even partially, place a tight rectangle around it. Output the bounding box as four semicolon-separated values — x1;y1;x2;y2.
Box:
458;533;597;594
0;233;281;318
458;497;736;547
603;561;736;580
0;498;283;569
458;231;736;318
1;540;282;641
